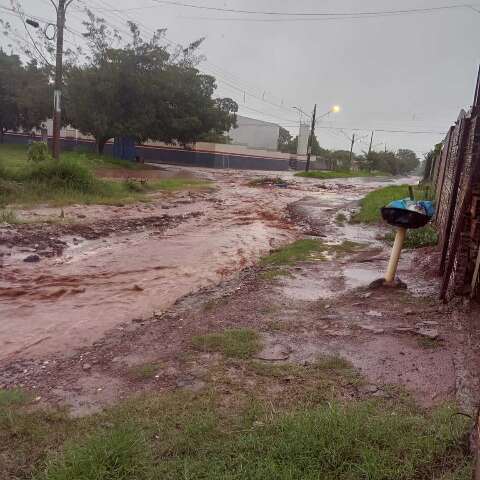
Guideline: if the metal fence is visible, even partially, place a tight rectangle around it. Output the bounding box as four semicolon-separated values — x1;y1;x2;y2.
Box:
428;67;480;301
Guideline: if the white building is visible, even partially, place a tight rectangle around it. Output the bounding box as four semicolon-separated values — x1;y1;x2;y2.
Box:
229;115;280;151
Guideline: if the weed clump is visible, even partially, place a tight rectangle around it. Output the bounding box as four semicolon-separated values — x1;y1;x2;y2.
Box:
192;329;261;359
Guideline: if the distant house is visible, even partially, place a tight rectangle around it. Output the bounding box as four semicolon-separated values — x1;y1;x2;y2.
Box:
229;115;280;151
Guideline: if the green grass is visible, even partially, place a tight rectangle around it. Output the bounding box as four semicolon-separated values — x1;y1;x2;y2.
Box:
261;239;327;267
0;368;472;480
248;176;289;187
351;184;433;224
0;208;20;224
259;240;362;279
0;388;31;407
126;363;161;381
383;224;439;249
37;425;151;480
295;169;386;179
192;329;261;359
0;144;210;207
335;212;347;225
24;398;471;480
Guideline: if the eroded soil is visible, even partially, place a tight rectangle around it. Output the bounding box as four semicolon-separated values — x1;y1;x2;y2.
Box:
1;167;479;416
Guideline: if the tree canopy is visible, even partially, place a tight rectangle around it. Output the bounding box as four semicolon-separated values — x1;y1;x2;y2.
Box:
64;13;238;153
0;50;51;142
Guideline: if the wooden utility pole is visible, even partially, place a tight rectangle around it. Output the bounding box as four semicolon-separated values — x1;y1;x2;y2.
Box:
349;133;355;167
51;0;73;160
305;104;317;172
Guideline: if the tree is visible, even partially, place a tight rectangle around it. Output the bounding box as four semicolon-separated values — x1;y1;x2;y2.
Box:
0;50;51;143
395;149;419;175
277;127;292;152
0;50;20;143
64;14;237;154
422;143;442;182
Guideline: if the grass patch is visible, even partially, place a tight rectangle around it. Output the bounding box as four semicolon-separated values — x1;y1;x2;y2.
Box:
192;329;261;359
0;144;210;207
351;184;433;224
335;212;347;225
126;363;161;381
315;354;353;371
0;208;20;224
259;240;362;279
261;239;327;267
0;388;31;407
295;169;385;179
38;424;152;480
248;176;289;187
383;224;439;249
260;239;327;279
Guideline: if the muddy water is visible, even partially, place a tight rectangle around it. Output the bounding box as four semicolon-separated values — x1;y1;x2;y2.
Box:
0;169;417;361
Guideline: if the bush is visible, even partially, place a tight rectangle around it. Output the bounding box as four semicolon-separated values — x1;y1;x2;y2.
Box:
27;142;51;162
26;158;98;193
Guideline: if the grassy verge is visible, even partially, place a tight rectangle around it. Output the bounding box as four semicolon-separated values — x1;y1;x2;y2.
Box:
0;377;471;480
295;169;385;179
0;144;210;207
352;184;437;249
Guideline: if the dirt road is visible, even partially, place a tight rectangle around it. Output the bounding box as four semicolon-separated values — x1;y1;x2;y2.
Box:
4;167;479;416
0;168;408;361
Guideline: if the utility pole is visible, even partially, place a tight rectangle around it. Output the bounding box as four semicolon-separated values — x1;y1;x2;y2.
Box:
349;133;355;167
368;130;374;156
305;104;317;172
51;0;73;160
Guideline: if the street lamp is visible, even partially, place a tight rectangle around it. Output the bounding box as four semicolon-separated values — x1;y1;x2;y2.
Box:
305;104;340;172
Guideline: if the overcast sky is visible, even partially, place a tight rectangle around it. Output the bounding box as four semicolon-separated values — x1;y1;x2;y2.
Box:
2;0;479;155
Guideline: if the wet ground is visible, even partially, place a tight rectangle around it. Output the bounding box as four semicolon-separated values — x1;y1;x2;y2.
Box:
1;167;479;416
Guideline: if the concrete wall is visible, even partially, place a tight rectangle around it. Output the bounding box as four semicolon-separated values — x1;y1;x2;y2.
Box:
228;115;280;151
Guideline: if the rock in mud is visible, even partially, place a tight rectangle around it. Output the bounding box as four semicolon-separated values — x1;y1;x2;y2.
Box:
23;254;41;263
416;327;439;340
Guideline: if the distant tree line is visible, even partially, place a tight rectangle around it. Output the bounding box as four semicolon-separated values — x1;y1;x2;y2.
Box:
278;127;420;175
0;11;238;154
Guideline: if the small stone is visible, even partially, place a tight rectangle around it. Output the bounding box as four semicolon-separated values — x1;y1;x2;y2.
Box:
24;254;41;263
366;310;382;318
403;309;414;315
82;363;92;371
34;396;42;402
417;328;439;340
133;284;144;291
77;214;86;219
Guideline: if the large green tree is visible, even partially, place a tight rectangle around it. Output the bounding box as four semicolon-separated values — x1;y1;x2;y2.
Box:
0;51;50;142
64;14;237;154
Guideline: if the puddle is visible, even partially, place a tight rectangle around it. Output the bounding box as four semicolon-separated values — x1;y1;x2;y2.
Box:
343;266;383;289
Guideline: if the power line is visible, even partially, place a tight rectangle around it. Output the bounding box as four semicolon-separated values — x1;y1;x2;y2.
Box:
11;3;53;66
79;0;306;117
98;1;478;18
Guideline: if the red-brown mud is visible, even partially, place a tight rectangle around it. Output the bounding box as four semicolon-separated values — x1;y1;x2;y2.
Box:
1;167;478;416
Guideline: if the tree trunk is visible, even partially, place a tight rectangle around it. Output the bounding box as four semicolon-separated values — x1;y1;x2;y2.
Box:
96;137;107;155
